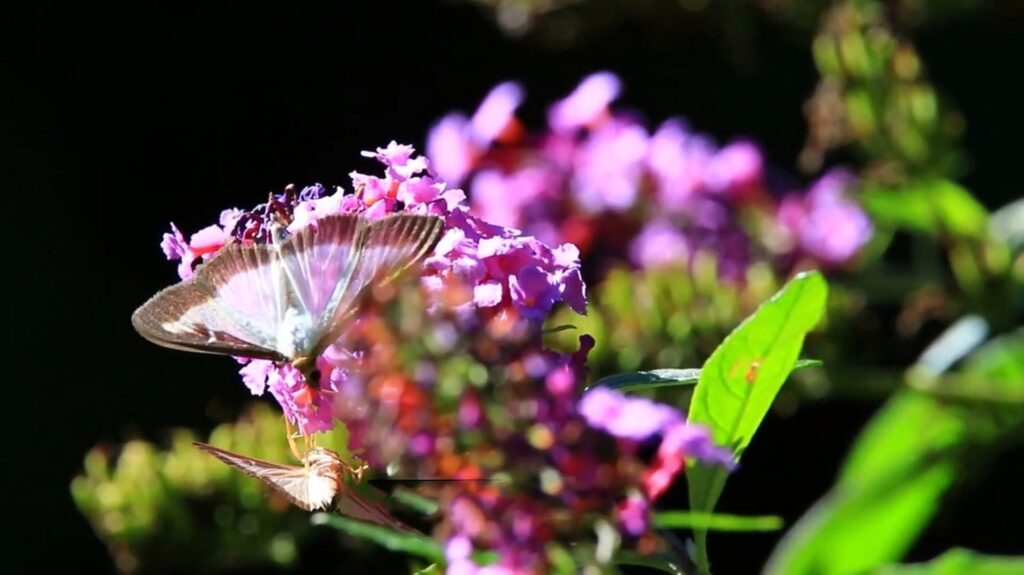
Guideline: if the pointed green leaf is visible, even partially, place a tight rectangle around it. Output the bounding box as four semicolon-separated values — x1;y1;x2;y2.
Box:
861;179;988;238
589;361;821;394
614;551;684;574
654;511;784;532
764;329;1024;575
588;368;702;392
687;271;828;574
871;548;1024;575
311;513;443;561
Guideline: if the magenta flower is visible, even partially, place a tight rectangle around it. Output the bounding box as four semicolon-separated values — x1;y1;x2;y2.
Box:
579;386;734;500
704;140;764;202
237;357;343;434
646;119;715;210
779;168;872;267
547;71;621;133
469;81;524;144
570;119;649;213
155;142;588;434
426;82;524;185
628;220;691;269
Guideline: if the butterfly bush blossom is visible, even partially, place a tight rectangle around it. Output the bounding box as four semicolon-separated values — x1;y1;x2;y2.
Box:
159;143;586;434
331;285;734;573
426;72;873;280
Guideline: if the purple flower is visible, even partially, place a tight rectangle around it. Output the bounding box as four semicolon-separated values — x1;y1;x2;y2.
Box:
469;81;524;144
469;167;560;231
617;494;650;537
579;387;680;440
570;119;648;213
646;119;715;210
427;82;524;186
548;71;622;133
780;168;872;267
160;222;231;280
704;140;764;202
579;387;734;500
426;114;475;185
628;220;691;269
156;142;589;435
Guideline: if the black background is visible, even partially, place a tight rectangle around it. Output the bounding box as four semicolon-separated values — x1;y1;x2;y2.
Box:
5;1;1024;572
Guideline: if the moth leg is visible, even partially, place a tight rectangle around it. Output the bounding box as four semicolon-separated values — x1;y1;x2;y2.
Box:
285;416;304;463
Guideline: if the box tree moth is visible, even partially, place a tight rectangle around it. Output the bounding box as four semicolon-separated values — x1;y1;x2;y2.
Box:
193;441;420;533
131;212;444;389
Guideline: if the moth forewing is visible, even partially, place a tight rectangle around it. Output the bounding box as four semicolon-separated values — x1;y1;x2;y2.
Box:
193;441;340;511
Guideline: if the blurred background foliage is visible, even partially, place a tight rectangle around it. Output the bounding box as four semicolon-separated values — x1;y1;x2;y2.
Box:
58;0;1024;573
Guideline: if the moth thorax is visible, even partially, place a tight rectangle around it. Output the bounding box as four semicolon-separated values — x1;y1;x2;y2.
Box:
303;448;343;510
277;306;315;359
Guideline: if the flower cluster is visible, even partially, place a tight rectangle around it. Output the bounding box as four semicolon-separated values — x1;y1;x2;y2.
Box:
330;283;733;574
427;72;873;281
158;143;586;433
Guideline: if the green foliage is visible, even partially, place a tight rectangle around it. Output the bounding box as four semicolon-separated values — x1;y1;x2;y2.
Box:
589;361;822;394
870;548;1024;575
764;328;1024;575
311;513;444;561
862;179;989;239
687;271;829;574
800;1;966;179
653;511;783;533
547;263;783;383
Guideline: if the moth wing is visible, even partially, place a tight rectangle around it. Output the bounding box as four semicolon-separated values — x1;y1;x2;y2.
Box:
276;213;364;329
193;441;328;511
131;278;285;361
334;485;422;534
191;242;290;352
308;213;443;353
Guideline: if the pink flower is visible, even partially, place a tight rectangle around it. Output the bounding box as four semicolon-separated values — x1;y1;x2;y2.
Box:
160;222;231;280
779;168;872;267
548;71;621;133
705;140;764;202
616;494;650;537
570;119;648;213
646;119;715;210
628;220;691;269
469;81;524;144
238;358;342;435
427;114;476;185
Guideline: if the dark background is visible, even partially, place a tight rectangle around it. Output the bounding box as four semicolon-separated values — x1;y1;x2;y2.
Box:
5;1;1024;572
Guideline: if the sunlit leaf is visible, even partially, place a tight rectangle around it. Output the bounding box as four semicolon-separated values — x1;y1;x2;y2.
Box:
686;271;828;574
588;368;702;392
871;548;1024;575
614;550;684;574
654;511;784;532
764;329;1024;575
311;513;443;561
861;179;988;238
590;360;821;394
390;487;440;516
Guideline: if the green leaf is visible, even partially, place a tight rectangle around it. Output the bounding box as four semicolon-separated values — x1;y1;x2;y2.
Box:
614;551;684;574
870;548;1024;575
654;511;784;532
311;513;443;561
861;179;988;238
588;361;821;394
764;329;1024;575
588;368;701;392
763;392;962;575
389;487;440;516
687;271;829;574
542;323;577;335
